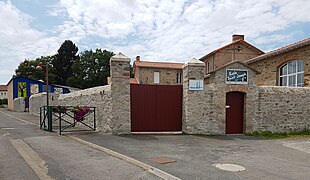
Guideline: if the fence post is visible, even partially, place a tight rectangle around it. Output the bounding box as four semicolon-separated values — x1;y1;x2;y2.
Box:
47;106;52;132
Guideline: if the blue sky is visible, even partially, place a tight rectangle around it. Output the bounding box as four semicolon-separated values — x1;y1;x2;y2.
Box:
1;0;310;84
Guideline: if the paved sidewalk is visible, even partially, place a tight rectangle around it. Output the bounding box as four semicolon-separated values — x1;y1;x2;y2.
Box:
1;108;310;180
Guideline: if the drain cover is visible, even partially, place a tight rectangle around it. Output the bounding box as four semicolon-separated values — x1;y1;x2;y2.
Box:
213;163;246;172
150;157;176;164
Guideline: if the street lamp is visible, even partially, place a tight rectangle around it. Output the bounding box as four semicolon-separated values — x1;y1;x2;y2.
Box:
36;64;51;131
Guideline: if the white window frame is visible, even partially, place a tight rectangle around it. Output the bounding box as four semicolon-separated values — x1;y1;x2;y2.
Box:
279;60;304;87
176;72;182;84
154;72;160;84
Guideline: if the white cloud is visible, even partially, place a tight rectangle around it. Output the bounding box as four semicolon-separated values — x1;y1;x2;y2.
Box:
1;0;310;84
51;0;310;63
0;1;63;84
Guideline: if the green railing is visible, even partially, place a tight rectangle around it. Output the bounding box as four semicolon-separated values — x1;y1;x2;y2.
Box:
40;106;96;135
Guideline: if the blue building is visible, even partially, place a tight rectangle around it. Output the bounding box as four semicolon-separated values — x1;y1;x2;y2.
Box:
7;76;70;110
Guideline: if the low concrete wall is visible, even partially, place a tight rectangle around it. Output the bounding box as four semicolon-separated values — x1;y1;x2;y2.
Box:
253;86;310;132
13;97;25;112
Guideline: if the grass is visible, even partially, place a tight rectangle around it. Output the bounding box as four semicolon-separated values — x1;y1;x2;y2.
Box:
246;130;310;139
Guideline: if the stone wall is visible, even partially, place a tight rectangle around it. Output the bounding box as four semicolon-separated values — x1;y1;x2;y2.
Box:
253;86;310;132
29;93;60;116
28;52;131;134
13;97;25;112
182;58;220;134
183;59;310;134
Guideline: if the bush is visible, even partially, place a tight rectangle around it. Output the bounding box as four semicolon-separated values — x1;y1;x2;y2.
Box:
2;98;7;105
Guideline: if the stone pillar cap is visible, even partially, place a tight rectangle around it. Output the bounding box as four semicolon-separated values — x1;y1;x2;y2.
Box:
183;58;205;68
111;52;130;62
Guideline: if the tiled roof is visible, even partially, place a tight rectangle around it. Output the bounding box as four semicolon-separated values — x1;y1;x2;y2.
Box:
199;39;265;61
246;37;310;64
130;78;138;84
134;61;184;69
0;85;7;91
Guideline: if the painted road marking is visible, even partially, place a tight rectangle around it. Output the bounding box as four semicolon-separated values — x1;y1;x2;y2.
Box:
10;139;53;180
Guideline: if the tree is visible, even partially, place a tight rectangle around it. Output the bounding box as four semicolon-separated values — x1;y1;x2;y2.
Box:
15;56;56;83
53;40;79;85
67;49;114;89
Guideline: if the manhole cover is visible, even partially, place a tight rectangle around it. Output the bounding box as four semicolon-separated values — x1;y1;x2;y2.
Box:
213;163;246;172
150;157;177;164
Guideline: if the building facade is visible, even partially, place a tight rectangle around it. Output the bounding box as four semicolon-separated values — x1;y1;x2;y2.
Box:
7;76;71;111
0;85;7;100
133;56;184;85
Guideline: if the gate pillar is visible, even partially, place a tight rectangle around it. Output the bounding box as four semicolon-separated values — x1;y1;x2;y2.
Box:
110;52;131;134
182;58;206;134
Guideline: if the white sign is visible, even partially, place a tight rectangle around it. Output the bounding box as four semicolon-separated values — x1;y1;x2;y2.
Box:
189;80;204;90
226;69;248;84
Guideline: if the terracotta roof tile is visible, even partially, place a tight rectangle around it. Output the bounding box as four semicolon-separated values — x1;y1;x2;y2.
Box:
246;37;310;64
0;85;7;91
134;61;184;69
130;78;138;84
199;39;264;61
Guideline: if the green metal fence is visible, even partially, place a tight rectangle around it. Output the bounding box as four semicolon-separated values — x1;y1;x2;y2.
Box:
40;106;96;135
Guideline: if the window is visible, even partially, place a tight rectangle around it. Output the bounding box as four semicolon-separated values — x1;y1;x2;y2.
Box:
176;72;182;84
279;60;304;87
154;72;160;84
206;62;210;73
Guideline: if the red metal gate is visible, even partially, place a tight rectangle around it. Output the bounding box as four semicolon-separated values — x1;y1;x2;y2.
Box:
226;92;244;134
130;84;182;132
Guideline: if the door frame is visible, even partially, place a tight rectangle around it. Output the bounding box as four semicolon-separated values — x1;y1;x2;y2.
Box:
225;91;245;134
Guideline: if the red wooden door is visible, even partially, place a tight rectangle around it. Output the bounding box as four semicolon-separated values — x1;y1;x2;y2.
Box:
130;84;182;132
226;92;244;134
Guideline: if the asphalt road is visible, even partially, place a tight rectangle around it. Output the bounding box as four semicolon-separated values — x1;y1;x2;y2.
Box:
1;108;310;180
0;110;160;180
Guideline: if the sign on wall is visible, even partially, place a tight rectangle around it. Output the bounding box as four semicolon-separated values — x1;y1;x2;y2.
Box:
18;82;27;97
30;84;39;94
189;80;204;90
226;69;248;84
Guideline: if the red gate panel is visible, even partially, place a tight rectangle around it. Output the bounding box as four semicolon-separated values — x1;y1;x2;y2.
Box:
130;84;182;132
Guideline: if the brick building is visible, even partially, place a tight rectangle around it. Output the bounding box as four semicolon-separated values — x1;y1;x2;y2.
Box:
132;56;184;85
0;85;7;100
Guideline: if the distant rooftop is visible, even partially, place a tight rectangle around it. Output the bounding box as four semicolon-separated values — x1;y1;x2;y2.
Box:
0;85;7;91
134;61;184;69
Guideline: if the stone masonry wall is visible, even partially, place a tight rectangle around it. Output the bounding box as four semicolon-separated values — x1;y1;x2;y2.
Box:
13;97;26;112
253;86;310;132
28;52;131;134
29;85;112;132
29;93;60;116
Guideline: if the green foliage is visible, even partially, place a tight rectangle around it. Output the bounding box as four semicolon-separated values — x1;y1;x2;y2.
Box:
15;40;115;89
2;98;7;105
67;49;114;89
15;56;56;83
246;130;310;139
53;40;79;85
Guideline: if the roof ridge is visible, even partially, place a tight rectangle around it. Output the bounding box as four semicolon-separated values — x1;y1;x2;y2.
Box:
199;39;264;60
246;37;310;64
